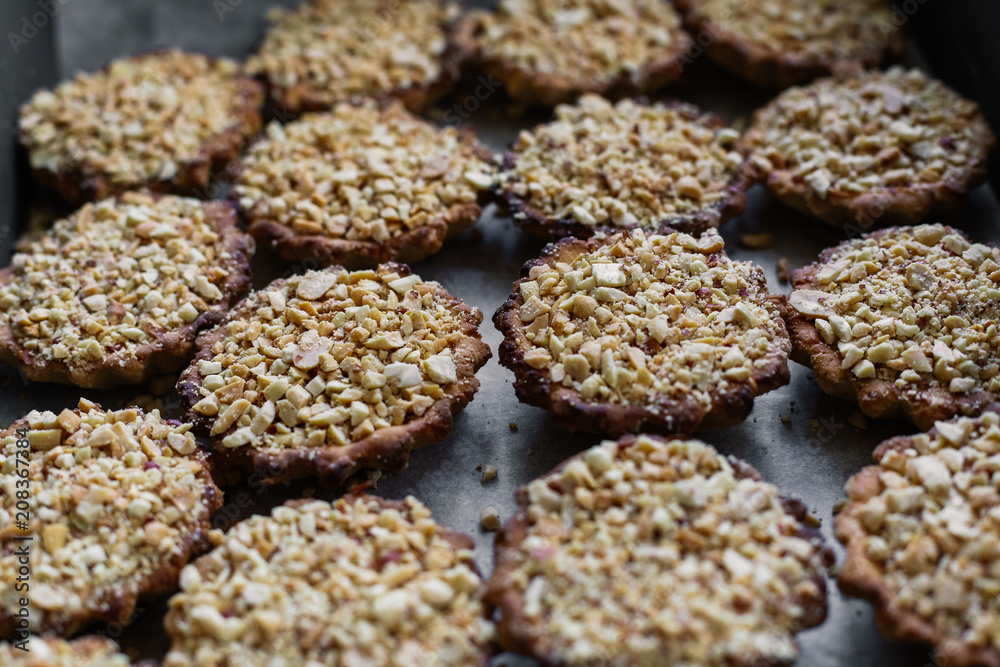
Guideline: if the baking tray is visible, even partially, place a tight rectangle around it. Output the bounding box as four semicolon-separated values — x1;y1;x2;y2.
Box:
3;1;1000;665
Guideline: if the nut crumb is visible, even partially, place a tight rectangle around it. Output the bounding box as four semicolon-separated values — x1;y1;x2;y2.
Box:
480;506;501;531
739;232;774;249
776;258;790;283
480;465;499;482
848;412;869;430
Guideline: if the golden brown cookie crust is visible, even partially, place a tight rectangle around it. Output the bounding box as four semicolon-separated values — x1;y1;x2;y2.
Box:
234;103;495;269
18;50;263;206
674;0;904;88
491;95;753;240
0;401;222;638
494;229;790;436
835;412;1000;667
0;193;254;389
487;434;833;666
453;0;692;106
785;224;1000;430
163;495;494;666
247;0;465;114
177;264;491;487
745;67;995;229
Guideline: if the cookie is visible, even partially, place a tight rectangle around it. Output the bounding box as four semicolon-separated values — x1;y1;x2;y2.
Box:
163;495;494;666
0;636;132;666
455;0;692;106
0;192;254;389
745;67;995;229
674;0;903;88
247;0;462;114
835;410;1000;667
487;433;833;666
494;228;790;436
785;224;1000;430
0;400;222;637
235;102;495;268
18;49;263;206
492;95;750;240
177;265;491;487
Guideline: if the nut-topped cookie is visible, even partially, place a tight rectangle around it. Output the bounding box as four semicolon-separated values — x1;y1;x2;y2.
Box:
674;0;903;88
19;49;263;206
456;0;692;106
493;95;751;239
163;495;494;666
487;434;833;666
745;68;995;229
836;410;1000;667
786;224;1000;430
0;400;222;637
235;102;495;268
494;228;790;436
247;0;462;114
0;636;132;666
0;193;254;389
178;265;491;487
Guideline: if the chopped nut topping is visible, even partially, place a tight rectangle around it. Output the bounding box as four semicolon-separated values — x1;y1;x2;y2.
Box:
0;193;252;387
678;0;897;71
481;464;499;482
247;0;459;112
236;102;493;258
19;50;260;193
746;68;992;221
838;411;1000;656
489;435;830;665
181;265;485;462
0;401;220;635
790;224;1000;400
470;0;690;100
506;229;788;416
0;636;130;666
163;495;494;666
498;95;747;235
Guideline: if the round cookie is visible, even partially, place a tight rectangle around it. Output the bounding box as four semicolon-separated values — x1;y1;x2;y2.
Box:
785;224;1000;430
0;400;222;637
0;192;254;389
162;495;494;666
0;636;132;666
487;433;833;666
492;95;751;239
246;0;462;114
745;67;995;229
674;0;903;88
177;265;491;487
455;0;692;106
494;228;790;436
234;102;495;268
836;410;1000;667
18;49;263;206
